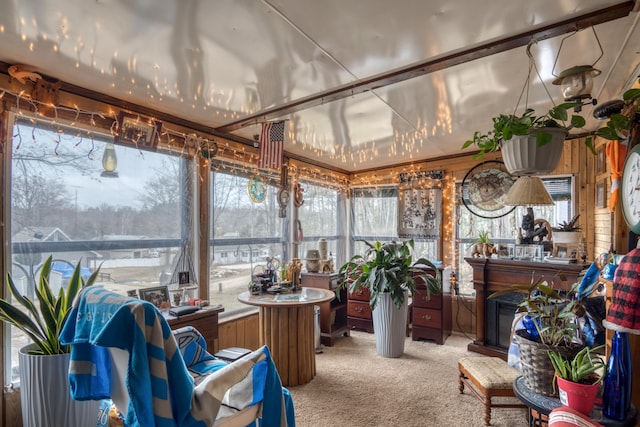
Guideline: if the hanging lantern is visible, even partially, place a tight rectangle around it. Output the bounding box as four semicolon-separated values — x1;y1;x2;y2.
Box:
552;65;601;102
100;142;119;177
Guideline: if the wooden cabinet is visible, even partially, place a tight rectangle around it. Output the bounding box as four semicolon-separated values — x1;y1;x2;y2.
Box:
411;284;452;345
347;286;374;333
301;272;350;346
166;305;224;353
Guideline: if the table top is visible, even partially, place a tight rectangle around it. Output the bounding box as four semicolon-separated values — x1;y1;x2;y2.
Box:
513;376;638;427
238;287;335;308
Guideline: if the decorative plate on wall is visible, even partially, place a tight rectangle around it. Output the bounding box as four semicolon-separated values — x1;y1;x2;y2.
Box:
248;174;267;203
462;161;516;219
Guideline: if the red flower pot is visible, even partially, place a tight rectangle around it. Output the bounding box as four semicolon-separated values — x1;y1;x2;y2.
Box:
556;376;600;416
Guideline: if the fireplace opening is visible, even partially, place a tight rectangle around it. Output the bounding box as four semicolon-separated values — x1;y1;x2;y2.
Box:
485;291;525;349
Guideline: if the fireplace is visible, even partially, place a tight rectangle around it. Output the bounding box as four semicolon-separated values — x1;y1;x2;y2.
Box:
464;257;586;360
485;291;524;350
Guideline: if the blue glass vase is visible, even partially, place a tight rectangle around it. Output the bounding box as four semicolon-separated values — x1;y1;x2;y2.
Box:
602;331;632;421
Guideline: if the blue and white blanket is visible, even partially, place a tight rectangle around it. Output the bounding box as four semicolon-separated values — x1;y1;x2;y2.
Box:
60;286;294;427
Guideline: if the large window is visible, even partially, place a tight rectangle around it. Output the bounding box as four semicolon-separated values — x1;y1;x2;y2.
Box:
350;187;438;261
209;170;285;313
6;115;189;383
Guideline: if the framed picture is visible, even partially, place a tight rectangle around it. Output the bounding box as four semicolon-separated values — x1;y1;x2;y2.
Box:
596;147;605;175
115;111;162;149
596;182;606;208
178;271;190;285
138;285;170;310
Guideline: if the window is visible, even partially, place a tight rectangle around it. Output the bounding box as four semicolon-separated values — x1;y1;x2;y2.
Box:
350;187;438;262
455;176;574;295
297;181;340;262
210;170;285;313
6;115;189;383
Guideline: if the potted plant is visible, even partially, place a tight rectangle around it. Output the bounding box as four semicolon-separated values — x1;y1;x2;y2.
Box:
490;276;585;396
462;102;592;175
593;78;640;142
337;239;441;357
552;215;582;246
548;345;605;416
470;230;496;258
0;256;101;427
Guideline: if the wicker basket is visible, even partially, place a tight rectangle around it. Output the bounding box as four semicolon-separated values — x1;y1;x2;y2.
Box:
514;329;582;397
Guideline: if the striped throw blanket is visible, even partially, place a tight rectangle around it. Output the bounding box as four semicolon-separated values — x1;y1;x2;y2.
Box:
60;286;294;427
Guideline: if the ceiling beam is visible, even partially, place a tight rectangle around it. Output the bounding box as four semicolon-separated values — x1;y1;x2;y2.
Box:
217;1;635;133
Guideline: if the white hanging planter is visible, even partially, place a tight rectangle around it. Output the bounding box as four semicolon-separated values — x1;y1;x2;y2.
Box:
501;128;567;176
19;345;100;427
372;290;408;358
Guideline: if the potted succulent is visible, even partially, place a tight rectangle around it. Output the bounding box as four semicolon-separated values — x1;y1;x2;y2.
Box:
548;345;605;416
337;239;441;357
462;102;592;175
0;256;101;427
490;276;585;396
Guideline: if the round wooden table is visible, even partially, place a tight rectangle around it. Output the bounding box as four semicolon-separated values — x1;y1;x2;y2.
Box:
238;287;335;386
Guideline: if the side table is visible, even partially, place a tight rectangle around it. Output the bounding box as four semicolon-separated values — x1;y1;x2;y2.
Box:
513;376;638;427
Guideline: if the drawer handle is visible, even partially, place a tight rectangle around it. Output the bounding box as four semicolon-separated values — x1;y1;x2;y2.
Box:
422;314;432;321
356;289;363;296
355;306;363;313
421;296;429;302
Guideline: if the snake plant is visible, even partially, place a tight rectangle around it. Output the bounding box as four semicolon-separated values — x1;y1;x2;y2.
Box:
0;256;99;355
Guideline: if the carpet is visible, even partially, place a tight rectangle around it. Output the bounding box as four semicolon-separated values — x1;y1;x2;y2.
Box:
287;331;528;427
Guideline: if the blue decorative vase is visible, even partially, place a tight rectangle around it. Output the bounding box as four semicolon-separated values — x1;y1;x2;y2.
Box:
603;331;632;421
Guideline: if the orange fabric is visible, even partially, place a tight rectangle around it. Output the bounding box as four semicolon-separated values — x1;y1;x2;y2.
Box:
605;139;627;212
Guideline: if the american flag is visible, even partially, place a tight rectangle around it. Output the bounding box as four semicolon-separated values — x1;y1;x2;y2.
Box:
258;121;285;169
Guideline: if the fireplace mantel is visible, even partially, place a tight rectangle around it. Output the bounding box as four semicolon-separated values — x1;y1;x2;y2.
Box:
464;257;587;359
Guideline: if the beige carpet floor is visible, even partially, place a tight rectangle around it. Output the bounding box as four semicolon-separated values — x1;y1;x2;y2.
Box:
287;331;529;427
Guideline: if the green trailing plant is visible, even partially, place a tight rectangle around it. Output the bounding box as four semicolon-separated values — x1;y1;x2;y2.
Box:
490;274;585;347
0;256;99;355
337;239;441;311
552;214;582;232
593;78;640;141
462;102;591;159
548;344;605;385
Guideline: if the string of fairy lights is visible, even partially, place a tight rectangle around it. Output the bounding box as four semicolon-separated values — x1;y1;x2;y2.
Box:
1;85;461;266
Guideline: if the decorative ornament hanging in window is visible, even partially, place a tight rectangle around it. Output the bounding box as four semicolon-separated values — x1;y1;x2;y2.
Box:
397;170;443;240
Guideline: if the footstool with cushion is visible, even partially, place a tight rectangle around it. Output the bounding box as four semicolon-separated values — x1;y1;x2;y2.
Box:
458;356;525;425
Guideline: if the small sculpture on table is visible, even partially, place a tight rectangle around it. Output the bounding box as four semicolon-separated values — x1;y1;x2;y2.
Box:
287;258;303;291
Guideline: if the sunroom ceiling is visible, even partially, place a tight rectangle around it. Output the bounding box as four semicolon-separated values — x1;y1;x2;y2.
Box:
0;1;639;173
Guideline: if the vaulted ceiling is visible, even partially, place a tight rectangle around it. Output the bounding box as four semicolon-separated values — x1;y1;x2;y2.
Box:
0;0;639;173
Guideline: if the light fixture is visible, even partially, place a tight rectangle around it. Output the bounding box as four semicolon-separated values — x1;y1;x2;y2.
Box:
100;142;119;177
504;176;554;206
552;27;603;112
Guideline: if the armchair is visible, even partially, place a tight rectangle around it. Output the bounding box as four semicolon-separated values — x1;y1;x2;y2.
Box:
60;286;295;427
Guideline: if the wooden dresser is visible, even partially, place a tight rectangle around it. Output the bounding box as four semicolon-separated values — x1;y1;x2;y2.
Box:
347;287;374;333
301;272;350;346
411;266;452;345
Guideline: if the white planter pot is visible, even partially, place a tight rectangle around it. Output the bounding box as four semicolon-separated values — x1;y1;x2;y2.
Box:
501;128;566;176
372;290;408;358
19;344;100;427
553;231;582;245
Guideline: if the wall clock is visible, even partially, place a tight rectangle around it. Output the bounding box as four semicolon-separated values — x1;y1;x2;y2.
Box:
621;143;640;234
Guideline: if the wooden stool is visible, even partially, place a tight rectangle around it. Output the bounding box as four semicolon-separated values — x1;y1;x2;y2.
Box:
458;356;525;426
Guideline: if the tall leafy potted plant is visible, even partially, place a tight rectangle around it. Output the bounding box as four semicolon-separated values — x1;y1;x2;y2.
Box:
462;103;592;175
337;239;441;357
0;256;101;427
548;345;605;416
